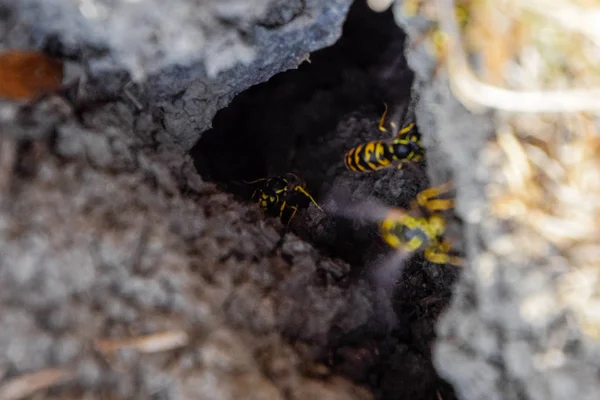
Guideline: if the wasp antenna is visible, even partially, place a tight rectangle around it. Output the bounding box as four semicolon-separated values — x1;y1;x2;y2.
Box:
416;181;455;209
378;102;390;132
285;172;300;181
286;205;299;226
244;177;268;184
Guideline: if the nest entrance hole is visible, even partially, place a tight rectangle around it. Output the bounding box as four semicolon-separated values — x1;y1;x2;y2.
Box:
189;1;459;399
190;0;419;265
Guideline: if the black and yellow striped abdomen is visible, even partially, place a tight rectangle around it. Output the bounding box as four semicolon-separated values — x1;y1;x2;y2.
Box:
344;132;423;172
344;140;393;172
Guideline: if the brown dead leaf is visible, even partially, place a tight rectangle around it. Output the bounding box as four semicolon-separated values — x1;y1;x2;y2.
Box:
0;50;64;101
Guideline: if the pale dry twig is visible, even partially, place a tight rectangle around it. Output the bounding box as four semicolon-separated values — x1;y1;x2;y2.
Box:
94;330;190;354
435;0;600;113
0;368;76;400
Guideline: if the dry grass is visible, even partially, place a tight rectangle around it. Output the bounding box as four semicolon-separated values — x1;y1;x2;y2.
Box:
491;114;600;340
0;330;190;399
398;0;600;340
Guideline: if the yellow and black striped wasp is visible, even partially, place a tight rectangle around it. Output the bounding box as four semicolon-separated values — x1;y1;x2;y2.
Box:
379;181;464;267
245;173;323;225
330;181;463;267
344;103;424;173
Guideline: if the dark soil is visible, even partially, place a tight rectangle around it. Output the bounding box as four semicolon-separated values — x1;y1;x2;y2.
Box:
191;1;462;399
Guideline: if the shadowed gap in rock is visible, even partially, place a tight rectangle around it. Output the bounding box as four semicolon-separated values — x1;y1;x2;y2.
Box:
190;1;459;399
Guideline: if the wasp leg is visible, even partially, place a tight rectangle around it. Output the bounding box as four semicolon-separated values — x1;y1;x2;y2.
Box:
416;182;455;211
424;241;464;267
440;238;464;267
412;150;424;162
294;186;324;212
424;198;454;212
279;200;287;217
396;159;421;172
279;199;300;226
286;205;299;226
405;153;424;165
279;200;296;226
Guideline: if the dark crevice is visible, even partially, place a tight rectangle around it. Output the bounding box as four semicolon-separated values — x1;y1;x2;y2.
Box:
190;1;458;399
190;0;420;269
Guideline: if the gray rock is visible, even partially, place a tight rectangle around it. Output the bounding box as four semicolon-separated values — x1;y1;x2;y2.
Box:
1;0;352;150
0;94;375;399
391;3;600;400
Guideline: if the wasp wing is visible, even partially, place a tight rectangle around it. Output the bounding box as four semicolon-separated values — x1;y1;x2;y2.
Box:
321;184;399;224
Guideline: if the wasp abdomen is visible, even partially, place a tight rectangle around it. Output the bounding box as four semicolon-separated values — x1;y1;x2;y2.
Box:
344;119;423;173
344;141;394;172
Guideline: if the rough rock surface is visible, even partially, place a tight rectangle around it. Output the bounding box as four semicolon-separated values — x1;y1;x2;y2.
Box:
392;3;600;400
0;94;378;399
1;0;352;150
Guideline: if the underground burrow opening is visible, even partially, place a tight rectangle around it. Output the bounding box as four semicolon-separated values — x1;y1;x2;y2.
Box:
191;0;425;267
190;1;461;398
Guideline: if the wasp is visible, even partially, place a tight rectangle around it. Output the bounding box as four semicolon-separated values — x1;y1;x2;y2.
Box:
327;181;463;267
246;173;323;225
379;181;464;267
344;103;424;173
